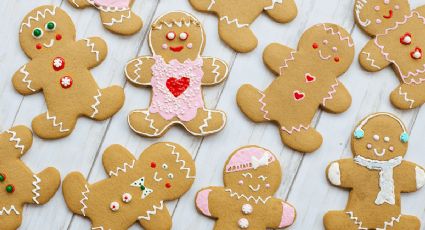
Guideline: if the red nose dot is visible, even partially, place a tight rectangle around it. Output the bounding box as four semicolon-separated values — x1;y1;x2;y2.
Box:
56;34;62;40
150;162;156;168
312;43;319;49
334;56;340;62
165;183;171;188
36;44;42;50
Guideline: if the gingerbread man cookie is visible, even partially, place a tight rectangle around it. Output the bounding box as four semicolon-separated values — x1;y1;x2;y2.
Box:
68;0;143;35
125;11;228;137
0;125;60;230
324;113;425;230
195;146;296;229
63;142;196;230
189;0;298;52
13;5;125;139
356;0;425;109
237;24;354;153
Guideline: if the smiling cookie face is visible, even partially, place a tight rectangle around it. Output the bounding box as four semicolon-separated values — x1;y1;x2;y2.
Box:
354;0;410;35
19;6;76;58
300;24;355;75
351;113;409;161
223;147;282;197
149;11;205;63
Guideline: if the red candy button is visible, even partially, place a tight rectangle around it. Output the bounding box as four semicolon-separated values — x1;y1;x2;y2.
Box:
60;76;73;89
53;57;65;71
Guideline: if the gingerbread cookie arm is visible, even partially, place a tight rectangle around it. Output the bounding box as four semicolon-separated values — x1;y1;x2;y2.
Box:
195;187;226;218
263;43;296;75
100;9;143;36
62;172;91;217
102;144;137;177
359;39;390;72
201;57;229;85
266;198;296;229
75;37;108;69
29;167;60;205
264;0;297;23
68;0;91;8
320;80;352;113
12;62;43;95
0;125;33;159
125;56;155;86
138;205;172;230
397;161;425;193
326;159;355;188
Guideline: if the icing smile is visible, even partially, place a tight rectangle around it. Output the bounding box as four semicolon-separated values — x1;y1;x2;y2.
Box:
43;39;55;48
170;46;184;52
153;172;163;182
373;148;386;157
249;184;261;192
319;50;332;60
383;9;393;19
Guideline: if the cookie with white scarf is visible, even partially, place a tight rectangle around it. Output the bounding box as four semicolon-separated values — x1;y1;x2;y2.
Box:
13;5;125;139
356;0;425;109
0;125;60;230
195;146;296;230
63;142;196;230
324;112;425;230
189;0;297;52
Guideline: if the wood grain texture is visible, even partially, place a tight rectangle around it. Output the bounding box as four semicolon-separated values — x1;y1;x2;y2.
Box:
0;0;424;229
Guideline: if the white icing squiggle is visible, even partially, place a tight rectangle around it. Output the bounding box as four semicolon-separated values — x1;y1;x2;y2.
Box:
103;10;131;26
20;6;57;32
0;206;20;216
83;38;100;62
109;159;136;177
320;24;354;47
32;174;41;204
361;51;381;70
199;109;212;134
264;0;283;10
80;184;90;216
398;87;415;108
211;58;221;83
87;0;129;12
207;0;216;10
166;143;195;179
279;50;297;76
19;65;36;92
377;215;402;230
355;0;371;27
346;211;368;230
225;188;271;204
220;16;249;28
258;90;270;120
6;130;25;154
322;80;339;106
46;112;70;133
90;89;102;118
138;201;164;221
130;58;143;84
281;124;310;134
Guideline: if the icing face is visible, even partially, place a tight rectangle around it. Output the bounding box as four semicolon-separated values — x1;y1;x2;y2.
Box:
355;0;410;35
301;24;355;75
352;113;408;161
149;12;205;63
19;6;76;58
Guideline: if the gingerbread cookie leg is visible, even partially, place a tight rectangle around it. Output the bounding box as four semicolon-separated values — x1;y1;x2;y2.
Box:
218;17;257;53
86;86;125;121
359;40;391;72
182;108;226;136
2;214;23;230
32;167;61;205
128;109;174;137
62;172;90;217
392;215;421;230
320;81;352;113
280;126;323;153
100;9;143;35
237;84;271;122
323;211;358;230
32;111;76;139
264;0;297;23
188;0;212;11
390;83;425;110
2;126;33;158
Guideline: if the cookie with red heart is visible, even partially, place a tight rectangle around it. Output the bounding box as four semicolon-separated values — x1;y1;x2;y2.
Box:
125;11;229;137
237;24;354;153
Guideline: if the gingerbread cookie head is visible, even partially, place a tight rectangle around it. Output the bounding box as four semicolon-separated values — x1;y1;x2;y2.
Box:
354;0;410;35
299;23;355;75
352;113;409;161
149;11;205;63
19;5;76;58
223;146;282;198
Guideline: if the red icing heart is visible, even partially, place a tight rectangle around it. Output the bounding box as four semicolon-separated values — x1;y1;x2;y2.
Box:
305;74;315;83
166;77;190;97
293;90;305;101
400;33;412;45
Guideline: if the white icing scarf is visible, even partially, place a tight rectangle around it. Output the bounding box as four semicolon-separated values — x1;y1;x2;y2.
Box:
354;155;403;205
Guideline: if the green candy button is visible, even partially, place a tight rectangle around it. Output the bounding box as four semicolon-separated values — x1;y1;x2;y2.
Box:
6;184;14;193
0;174;5;182
140;185;145;191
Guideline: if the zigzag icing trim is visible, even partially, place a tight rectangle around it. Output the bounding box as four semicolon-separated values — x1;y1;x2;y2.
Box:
258;91;270;120
19;65;36;92
32;174;41;204
220;16;249;28
80;184;90;216
90;89;102;118
279;50;297;76
211;58;221;83
152;18;199;30
346;211;401;230
199;110;212;134
103;10;131;26
129;58;143;84
355;0;371;27
0;206;20;215
225;188;271;204
109;159;136;177
91;227;108;230
346;211;367;230
46;112;70;133
361;51;381;70
377;215;401;230
87;0;129;12
166;143;195;179
374;11;425;84
83;38;100;62
207;0;216;10
319;24;354;47
20;6;57;32
138;201;164;221
6;130;25;154
398;86;415;108
281;124;310;134
264;0;283;10
322;79;339;106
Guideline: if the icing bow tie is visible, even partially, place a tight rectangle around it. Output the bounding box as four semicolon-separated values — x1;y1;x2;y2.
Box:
251;153;270;169
131;177;153;199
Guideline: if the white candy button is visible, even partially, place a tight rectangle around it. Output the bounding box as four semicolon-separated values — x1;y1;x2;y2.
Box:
242;204;253;214
238;218;249;229
110;201;119;211
122;193;132;203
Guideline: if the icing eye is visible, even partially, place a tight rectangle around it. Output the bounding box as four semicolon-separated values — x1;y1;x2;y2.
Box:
5;184;14;193
110;201;120;211
167;173;174;179
354;129;364;139
373;135;380;141
165;182;171;188
400;33;412;45
400;132;409;143
45;21;56;31
312;43;319;49
122;193;132;203
32;28;43;39
179;32;189;41
162;164;168;170
384;137;390;142
150;162;156;168
166;31;176;40
374;5;380;11
0;173;6;182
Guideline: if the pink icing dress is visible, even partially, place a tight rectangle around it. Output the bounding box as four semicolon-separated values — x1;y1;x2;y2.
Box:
149;55;204;121
94;0;130;8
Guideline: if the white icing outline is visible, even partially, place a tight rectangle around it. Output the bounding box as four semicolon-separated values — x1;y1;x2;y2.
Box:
398;86;415;108
46;111;70;133
138;200;164;221
0;206;20;216
20;6;57;33
361;51;382;70
108;159;135;177
19;65;36;92
90;89;102;118
32;174;41;204
6;130;25;154
224;188;271;204
415;166;425;189
322;79;339;106
355;0;371;28
80;184;90;216
355;112;407;133
83;38;100;62
103;10;131;26
166;143;196;179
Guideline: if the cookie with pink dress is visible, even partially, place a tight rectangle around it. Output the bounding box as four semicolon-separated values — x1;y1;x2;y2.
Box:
125;11;229;137
195;146;296;229
68;0;143;35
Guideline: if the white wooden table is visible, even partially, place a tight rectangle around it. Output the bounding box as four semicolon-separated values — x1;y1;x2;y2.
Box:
1;0;425;229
